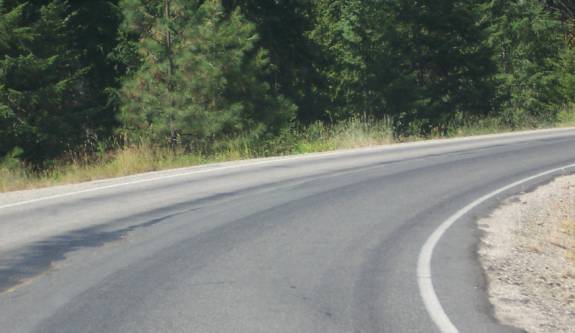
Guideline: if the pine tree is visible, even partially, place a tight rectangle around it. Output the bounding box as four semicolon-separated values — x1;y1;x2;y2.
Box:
384;0;497;135
485;0;569;126
118;0;295;148
223;0;321;123
175;0;295;142
308;0;497;134
69;0;121;140
0;0;30;161
308;0;368;121
0;0;91;164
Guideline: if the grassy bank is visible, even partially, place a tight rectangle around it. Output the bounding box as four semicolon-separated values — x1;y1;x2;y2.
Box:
1;114;573;193
0;117;394;192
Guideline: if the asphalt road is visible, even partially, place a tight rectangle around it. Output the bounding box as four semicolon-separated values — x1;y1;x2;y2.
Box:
1;129;575;333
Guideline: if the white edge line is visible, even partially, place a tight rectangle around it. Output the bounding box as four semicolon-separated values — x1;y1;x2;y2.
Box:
1;127;574;211
417;162;575;333
0;158;289;211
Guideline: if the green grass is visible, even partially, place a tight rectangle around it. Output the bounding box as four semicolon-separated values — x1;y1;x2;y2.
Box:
558;107;575;127
1;113;573;193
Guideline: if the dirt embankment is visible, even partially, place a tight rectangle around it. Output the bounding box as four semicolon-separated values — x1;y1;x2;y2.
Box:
478;175;575;333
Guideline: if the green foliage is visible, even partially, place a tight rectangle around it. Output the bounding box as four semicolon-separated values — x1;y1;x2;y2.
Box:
308;0;369;121
485;0;569;127
382;0;498;135
118;0;295;149
0;1;25;160
69;0;121;135
0;0;84;164
224;0;322;122
306;0;499;135
1;0;575;172
0;0;120;165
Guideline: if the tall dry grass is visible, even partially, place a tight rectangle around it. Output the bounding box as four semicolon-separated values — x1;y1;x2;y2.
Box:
0;117;394;192
2;113;574;193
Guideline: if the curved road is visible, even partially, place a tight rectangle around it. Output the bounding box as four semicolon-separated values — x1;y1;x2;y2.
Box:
1;129;575;333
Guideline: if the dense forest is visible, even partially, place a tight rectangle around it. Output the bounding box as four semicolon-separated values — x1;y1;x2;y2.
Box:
1;0;575;167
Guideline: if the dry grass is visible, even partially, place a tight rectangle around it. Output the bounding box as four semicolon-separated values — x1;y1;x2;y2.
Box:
0;117;394;193
560;217;575;263
0;146;197;192
1;114;573;193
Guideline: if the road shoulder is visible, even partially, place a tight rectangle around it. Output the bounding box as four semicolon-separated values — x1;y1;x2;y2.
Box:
478;175;575;333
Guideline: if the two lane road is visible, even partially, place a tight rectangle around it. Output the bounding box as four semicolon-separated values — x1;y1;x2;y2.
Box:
1;129;575;333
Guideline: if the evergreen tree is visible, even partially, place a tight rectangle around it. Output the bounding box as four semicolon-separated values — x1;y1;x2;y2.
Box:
223;0;321;123
1;0;573;167
485;0;569;126
118;0;295;148
308;0;368;121
546;0;575;21
69;0;121;141
0;0;29;161
0;0;91;164
384;0;497;135
308;0;498;134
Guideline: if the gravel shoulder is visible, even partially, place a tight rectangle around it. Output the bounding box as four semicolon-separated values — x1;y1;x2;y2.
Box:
479;175;575;333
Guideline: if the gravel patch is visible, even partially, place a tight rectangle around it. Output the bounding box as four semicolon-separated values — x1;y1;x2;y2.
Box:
478;175;575;333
